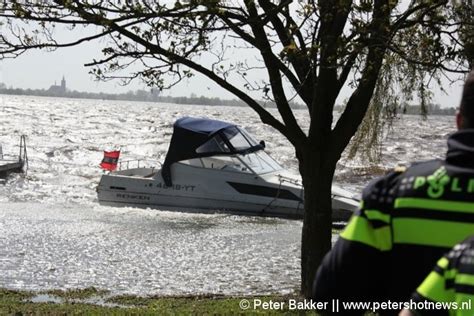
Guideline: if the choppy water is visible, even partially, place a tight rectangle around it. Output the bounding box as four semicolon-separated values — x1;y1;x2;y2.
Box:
0;203;302;295
0;95;454;295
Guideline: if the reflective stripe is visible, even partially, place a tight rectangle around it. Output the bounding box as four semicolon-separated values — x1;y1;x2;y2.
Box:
437;257;449;269
393;218;473;248
457;274;474;287
365;209;391;224
340;216;392;251
417;270;455;303
395;198;474;213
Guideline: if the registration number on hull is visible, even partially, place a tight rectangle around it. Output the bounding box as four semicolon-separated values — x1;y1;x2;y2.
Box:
148;182;196;192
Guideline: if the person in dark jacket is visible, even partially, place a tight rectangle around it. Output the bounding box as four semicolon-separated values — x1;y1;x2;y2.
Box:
312;71;474;316
399;235;474;316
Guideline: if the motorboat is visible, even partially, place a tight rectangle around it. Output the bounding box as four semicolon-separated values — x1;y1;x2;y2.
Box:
97;117;359;221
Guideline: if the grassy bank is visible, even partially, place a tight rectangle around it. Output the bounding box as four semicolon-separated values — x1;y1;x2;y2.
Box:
0;287;320;315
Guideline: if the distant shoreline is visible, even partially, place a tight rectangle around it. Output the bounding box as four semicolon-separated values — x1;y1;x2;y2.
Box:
0;87;252;107
0;87;456;115
0;86;303;109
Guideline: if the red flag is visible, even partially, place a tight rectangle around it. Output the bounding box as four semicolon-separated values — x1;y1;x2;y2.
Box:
100;150;120;171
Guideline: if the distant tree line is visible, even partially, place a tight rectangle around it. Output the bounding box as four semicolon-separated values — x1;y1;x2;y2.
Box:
0;82;454;114
401;103;456;116
0;83;304;109
334;103;456;116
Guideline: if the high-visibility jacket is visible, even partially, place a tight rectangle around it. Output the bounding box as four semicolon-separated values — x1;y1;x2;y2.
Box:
411;235;474;316
312;129;474;316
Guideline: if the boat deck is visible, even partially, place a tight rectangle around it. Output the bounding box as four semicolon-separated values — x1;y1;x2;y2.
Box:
114;167;157;177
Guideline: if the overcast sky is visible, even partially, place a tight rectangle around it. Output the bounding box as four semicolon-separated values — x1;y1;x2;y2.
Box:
0;26;465;108
0;41;221;97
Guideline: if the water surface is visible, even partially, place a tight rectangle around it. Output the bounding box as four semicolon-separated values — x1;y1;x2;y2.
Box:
0;95;453;295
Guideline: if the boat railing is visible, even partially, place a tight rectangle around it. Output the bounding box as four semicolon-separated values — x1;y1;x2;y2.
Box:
118;159;161;171
277;174;301;186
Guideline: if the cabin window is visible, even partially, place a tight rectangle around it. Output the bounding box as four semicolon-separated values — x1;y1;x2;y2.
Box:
199;156;251;173
179;158;204;167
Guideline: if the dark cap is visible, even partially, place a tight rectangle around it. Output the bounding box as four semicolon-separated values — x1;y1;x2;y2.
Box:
460;70;474;128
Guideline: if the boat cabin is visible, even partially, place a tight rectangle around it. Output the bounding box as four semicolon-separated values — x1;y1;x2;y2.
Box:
162;117;283;185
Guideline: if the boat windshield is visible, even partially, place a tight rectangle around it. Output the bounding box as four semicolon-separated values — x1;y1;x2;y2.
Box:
238;150;283;174
222;127;258;151
180;125;282;174
195;126;259;155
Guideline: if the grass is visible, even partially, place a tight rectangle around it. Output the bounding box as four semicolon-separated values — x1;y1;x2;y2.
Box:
0;288;33;302
43;287;110;300
0;288;322;315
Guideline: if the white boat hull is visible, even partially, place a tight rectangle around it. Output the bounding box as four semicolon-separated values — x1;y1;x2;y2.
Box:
97;163;358;221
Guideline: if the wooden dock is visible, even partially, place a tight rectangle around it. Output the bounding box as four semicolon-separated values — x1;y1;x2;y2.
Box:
0;160;24;174
0;135;28;178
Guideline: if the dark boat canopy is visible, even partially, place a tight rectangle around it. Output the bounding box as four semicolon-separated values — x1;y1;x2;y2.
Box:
162;117;264;186
173;116;235;135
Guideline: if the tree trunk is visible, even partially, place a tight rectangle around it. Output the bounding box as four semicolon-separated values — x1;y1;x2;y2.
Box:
299;149;336;298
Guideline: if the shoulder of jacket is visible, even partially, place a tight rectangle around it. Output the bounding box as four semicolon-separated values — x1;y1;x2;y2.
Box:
404;159;443;175
361;168;404;210
361;160;444;208
363;165;407;194
393;165;407;173
445;236;474;270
